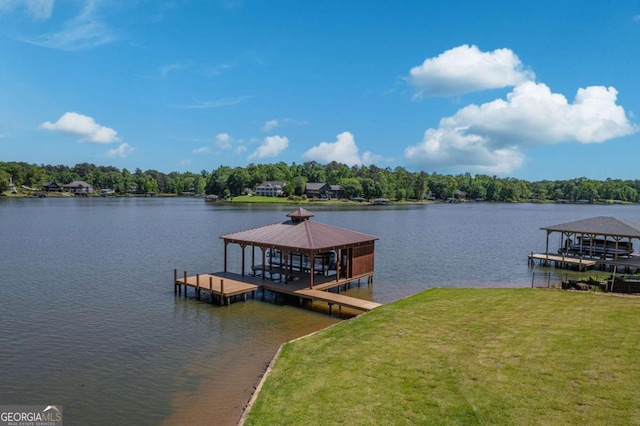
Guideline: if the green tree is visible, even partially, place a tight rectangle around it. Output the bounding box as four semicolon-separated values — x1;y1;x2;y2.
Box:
227;168;249;196
339;177;363;199
289;176;307;197
206;166;232;195
0;169;10;193
302;161;326;183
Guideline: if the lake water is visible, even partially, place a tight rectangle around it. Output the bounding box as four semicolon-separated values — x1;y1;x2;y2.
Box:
1;198;638;425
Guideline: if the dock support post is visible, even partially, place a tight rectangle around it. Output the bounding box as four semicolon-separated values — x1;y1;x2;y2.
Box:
328;303;333;316
183;270;188;297
174;269;178;295
196;274;201;300
209;277;213;304
220;279;225;306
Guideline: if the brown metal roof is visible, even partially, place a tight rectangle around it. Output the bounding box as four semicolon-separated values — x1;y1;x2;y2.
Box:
220;210;378;251
541;216;640;238
287;207;314;221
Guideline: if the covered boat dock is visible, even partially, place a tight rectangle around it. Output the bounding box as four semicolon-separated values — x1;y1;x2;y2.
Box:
175;208;382;314
529;216;640;272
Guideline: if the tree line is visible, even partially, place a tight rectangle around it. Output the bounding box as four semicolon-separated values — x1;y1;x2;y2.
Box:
1;160;639;203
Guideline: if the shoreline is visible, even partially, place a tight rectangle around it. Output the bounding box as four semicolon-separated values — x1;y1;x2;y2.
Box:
4;193;638;206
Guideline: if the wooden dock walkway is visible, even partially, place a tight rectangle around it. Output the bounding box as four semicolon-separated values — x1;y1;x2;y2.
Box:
295;289;381;313
174;269;381;314
528;253;596;271
174;270;259;305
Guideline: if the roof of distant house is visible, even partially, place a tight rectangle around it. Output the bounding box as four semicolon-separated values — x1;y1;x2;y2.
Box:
257;181;285;188
64;180;93;188
306;182;328;191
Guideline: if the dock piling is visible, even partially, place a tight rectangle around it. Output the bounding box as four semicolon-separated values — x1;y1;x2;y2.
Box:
183;270;187;297
196;274;201;300
174;269;178;295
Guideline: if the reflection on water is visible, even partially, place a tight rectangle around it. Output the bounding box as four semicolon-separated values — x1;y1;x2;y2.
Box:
0;198;638;424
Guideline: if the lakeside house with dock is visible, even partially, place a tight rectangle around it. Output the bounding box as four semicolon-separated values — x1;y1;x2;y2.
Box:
175;208;381;315
529;216;640;273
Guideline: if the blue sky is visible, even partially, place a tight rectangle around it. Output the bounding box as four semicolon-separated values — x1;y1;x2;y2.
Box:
1;0;639;180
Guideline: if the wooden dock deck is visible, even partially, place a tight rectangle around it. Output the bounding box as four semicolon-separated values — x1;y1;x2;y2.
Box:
528;253;596;271
295;289;381;313
174;271;259;305
174;269;381;314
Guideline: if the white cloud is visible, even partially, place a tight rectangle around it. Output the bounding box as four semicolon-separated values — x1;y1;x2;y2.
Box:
408;44;534;98
192;146;212;154
40;112;121;143
106;143;134;158
405;81;637;174
302;132;380;166
215;133;232;149
262;119;279;132
261;118;308;132
361;151;384;166
247;135;288;161
27;0;53;20
159;62;190;78
405;127;525;175
23;2;118;50
634;14;640;22
0;0;53;20
197;132;246;154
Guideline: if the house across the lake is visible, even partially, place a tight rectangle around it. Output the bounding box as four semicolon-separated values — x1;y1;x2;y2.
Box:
305;182;345;199
64;181;94;196
255;181;286;197
306;182;330;199
42;181;63;193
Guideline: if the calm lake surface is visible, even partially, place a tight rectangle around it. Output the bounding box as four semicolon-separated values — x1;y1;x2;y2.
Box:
1;198;639;425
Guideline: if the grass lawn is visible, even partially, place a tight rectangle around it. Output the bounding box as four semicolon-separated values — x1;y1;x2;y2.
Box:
244;288;640;425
